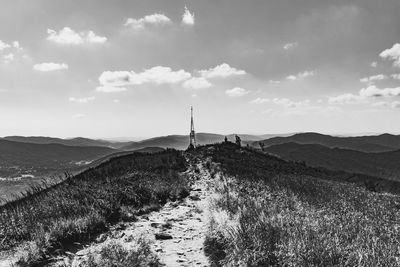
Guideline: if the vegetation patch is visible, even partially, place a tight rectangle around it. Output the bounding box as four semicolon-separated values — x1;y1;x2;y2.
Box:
0;150;188;266
202;143;400;266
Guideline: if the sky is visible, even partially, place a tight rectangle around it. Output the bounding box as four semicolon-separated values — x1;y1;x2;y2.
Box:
0;0;400;138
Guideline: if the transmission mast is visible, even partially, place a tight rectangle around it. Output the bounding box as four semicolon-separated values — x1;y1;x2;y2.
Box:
188;106;196;150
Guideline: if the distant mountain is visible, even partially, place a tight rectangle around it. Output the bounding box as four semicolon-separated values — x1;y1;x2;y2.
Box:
265;142;400;181
121;133;283;150
3;136;134;149
0;139;116;170
254;132;399;152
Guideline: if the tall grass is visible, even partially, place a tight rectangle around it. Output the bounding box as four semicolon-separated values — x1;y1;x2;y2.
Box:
0;150;189;265
202;143;400;266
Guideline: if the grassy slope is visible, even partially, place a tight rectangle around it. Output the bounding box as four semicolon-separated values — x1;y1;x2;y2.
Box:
254;132;397;152
266;142;400;181
0;150;189;265
200;143;400;266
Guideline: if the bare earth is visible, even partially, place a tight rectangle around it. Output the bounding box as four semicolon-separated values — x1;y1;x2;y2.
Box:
47;158;212;267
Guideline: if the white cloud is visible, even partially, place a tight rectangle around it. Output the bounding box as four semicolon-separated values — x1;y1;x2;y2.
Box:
96;86;127;93
268;80;281;84
124;14;171;30
391;74;400;80
391;101;400;108
360;74;387;84
2;53;14;63
86;31;107;44
286;75;297;81
113;99;120;103
33;62;68;72
225;87;249;97
371;61;378;67
0;40;10;51
283;42;298;50
250;97;269;104
286;70;315;81
99;66;191;87
328;93;364;104
182;6;195;25
69;96;95;103
372;101;389;107
272;98;310;108
182;77;212;89
199;63;246;79
47;27;107;45
380;43;400;67
359;85;400;97
98;66;192;92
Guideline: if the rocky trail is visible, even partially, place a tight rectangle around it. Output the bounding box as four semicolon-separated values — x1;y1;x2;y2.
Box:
48;157;214;267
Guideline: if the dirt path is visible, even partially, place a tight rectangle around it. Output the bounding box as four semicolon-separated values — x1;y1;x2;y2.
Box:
48;157;213;267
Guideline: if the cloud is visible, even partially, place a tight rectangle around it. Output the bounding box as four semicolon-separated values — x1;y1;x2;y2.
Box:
391;101;400;108
182;6;195;25
225;87;249;97
97;66;191;92
268;80;281;84
286;70;315;81
69;96;95;103
124;14;171;30
371;61;378;68
283;42;298;50
99;66;191;87
2;53;14;63
272;98;310;108
380;43;400;67
328;93;364;104
360;74;387;84
96;86;127;93
199;63;246;79
250;97;270;104
0;40;10;51
391;74;400;80
359;85;400;97
33;62;68;72
182;77;212;89
47;27;107;45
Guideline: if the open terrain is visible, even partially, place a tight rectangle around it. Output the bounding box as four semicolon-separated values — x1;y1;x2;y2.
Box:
265;142;400;181
0;142;399;266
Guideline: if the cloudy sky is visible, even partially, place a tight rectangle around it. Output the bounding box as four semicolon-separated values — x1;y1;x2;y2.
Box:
1;0;400;138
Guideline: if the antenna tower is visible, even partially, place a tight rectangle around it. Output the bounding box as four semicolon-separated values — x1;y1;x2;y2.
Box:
188;106;196;150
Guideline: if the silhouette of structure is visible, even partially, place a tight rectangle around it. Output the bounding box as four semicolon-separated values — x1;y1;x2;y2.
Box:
235;135;241;147
188;106;196;150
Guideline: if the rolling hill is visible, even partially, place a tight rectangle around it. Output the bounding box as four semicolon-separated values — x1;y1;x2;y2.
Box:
265;142;400;181
254;132;400;152
3;136;134;149
0;139;117;169
121;132;283;150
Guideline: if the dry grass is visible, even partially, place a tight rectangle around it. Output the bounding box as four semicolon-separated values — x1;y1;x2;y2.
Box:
202;143;400;266
0;150;189;266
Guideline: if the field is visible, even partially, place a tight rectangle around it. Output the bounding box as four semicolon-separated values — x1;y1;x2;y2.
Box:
201;143;400;266
0;150;189;266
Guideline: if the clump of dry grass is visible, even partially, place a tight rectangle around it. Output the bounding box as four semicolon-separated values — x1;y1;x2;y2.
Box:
82;236;161;267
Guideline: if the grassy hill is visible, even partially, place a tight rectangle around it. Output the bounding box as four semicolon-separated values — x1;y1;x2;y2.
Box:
198;143;400;266
265;142;400;181
254;132;399;152
0;150;188;265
